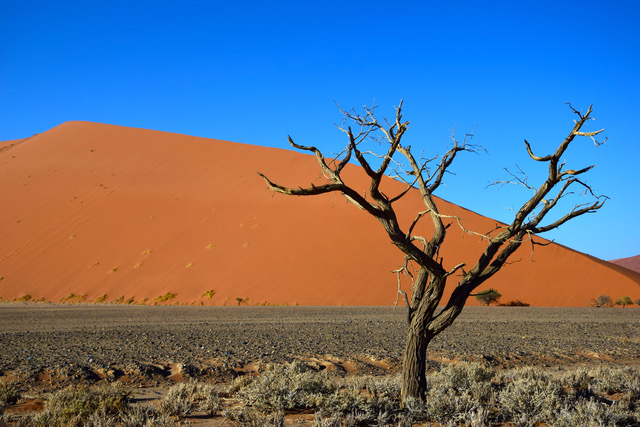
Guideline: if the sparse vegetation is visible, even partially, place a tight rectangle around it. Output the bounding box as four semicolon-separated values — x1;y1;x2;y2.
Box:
22;383;172;426
224;361;640;426
125;296;135;304
615;296;634;308
635;298;640;306
591;294;614;307
498;299;530;307
154;292;177;303
28;384;128;425
236;297;249;306
0;379;20;406
233;362;334;412
202;289;216;299
3;361;640;425
13;295;31;302
95;294;108;303
159;381;220;417
475;289;502;306
59;293;87;303
114;295;125;304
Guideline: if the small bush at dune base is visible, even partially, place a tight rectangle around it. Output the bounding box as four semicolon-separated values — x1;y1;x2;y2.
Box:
498;299;530;306
591;294;614;307
154;292;177;303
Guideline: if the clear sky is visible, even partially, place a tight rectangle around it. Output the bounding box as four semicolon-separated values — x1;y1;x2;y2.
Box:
1;1;638;260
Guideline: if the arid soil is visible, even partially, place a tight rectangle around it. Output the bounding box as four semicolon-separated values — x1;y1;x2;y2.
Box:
1;304;639;394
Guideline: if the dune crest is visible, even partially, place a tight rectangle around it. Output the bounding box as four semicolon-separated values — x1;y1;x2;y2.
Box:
1;121;638;306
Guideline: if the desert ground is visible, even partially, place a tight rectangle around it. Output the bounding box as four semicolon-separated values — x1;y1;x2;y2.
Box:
1;304;639;424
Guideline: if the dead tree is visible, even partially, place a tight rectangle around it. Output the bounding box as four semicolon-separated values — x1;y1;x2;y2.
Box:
258;101;606;402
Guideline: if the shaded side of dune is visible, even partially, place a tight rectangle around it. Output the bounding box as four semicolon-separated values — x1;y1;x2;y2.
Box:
1;122;638;306
609;255;640;275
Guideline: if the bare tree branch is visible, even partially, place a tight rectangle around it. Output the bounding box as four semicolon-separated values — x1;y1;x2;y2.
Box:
259;101;606;403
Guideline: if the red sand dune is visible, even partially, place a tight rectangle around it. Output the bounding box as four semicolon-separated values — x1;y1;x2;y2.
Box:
609;255;640;275
1;122;639;306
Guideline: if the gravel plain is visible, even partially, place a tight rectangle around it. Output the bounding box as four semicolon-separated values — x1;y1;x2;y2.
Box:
1;304;639;391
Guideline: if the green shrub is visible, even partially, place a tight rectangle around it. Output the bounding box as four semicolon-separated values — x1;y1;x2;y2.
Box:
615;296;634;308
475;289;501;306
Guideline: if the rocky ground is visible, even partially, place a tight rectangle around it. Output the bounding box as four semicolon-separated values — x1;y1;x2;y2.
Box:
1;304;639;393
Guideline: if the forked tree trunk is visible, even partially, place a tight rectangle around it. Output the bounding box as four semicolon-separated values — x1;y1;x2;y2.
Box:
400;327;431;401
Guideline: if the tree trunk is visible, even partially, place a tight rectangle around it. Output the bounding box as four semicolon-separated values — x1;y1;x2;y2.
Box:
401;327;431;402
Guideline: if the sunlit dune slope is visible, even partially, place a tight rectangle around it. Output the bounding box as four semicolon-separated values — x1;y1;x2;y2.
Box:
1;122;638;306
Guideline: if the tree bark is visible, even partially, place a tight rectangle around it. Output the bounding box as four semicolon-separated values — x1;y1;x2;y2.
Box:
400;326;431;401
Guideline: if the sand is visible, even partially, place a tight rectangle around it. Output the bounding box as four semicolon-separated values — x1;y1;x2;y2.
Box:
610;255;640;274
1;121;639;306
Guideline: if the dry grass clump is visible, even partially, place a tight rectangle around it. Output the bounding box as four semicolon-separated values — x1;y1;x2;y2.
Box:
402;362;495;426
221;408;285;426
59;294;87;304
154;292;177;303
28;384;128;425
201;289;216;299
230;362;400;425
22;383;172;426
498;367;563;426
5;362;640;425
0;379;20;407
233;361;333;412
228;362;640;426
159;381;220;417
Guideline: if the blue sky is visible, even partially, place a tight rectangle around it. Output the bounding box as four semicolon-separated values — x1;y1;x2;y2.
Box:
1;1;638;260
